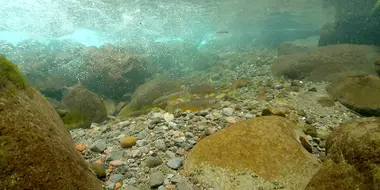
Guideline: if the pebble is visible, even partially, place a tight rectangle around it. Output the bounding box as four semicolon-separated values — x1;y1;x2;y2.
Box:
116;120;130;128
164;113;175;122
155;139;167;151
124;185;139;190
145;156;163;168
167;157;184;170
120;136;136;148
107;151;124;161
150;171;165;188
222;108;234;116
105;181;115;190
165;150;176;158
109;174;124;182
225;116;237;124
177;180;195;190
110;160;125;167
90;140;107;153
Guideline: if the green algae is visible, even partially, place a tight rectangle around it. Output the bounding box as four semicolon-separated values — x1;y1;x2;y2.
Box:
0;55;26;89
61;111;89;129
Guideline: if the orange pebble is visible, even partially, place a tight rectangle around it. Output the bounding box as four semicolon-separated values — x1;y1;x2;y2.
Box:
114;182;121;189
95;160;103;165
75;144;87;152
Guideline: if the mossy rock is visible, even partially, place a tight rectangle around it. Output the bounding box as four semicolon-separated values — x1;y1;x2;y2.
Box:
0;55;26;89
0;59;103;189
326;74;380;116
305;117;380;189
62;84;107;129
184;116;320;190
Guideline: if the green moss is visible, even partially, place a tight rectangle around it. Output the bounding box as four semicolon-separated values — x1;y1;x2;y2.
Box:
0;55;26;89
61;111;89;129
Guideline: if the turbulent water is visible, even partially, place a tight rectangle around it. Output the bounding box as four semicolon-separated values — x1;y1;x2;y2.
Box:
2;1;380;189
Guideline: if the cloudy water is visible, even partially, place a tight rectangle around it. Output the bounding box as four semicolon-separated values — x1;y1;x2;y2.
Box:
1;0;380;190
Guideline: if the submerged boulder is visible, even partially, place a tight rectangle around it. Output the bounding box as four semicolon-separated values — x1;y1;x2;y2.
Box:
184;116;320;190
326;74;380;116
306;117;380;189
62;84;107;129
117;80;183;119
271;44;379;81
0;55;103;190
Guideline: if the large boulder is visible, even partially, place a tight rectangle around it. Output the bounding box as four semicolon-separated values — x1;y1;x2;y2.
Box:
62;84;108;129
184;116;320;190
0;55;103;190
306;117;380;189
326;74;380;116
117;80;183;119
271;44;380;81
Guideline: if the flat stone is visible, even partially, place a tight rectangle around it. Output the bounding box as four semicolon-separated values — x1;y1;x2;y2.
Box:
109;174;123;182
145;156;163;168
150;171;165;188
90;140;107;153
167;157;184;170
222;108;234;116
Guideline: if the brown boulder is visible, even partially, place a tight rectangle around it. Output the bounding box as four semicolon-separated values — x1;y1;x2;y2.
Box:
184;116;320;190
0;56;103;190
62;84;108;129
271;44;379;81
306;117;380;189
326;74;380;116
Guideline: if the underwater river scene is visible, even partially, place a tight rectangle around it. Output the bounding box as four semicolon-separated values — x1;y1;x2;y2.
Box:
1;0;380;189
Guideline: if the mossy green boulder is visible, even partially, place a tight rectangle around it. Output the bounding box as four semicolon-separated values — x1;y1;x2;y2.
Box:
0;56;103;190
184;116;320;190
118;80;182;119
326;74;380;116
62;84;107;129
306;117;380;189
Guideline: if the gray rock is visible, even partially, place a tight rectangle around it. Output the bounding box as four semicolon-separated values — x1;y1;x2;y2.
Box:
90;140;107;153
145;156;163;168
106;150;124;161
222;108;234;116
165;150;176;158
115;164;128;174
105;181;114;190
155;139;167;151
167;157;184;170
123;185;139;190
158;185;166;190
136;130;148;140
185;132;194;138
177;180;194;190
150;171;164;188
138;146;149;154
109;174;123;182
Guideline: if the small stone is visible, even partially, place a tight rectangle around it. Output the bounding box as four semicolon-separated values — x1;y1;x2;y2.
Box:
222;108;234;116
131;149;141;158
124;185;139;190
185;132;194;138
138;146;149;154
177;180;194;190
261;108;272;116
90;140;107;153
109;174;124;182
164;113;175;122
271;107;287;117
136;130;148;140
205;114;214;120
167;157;184;170
308;87;317;92
120;136;136;148
305;117;314;124
150;171;165;188
165;150;176;158
90;163;106;178
115;164;128;174
116;120;130;128
302;124;318;137
105;181;114;190
299;136;313;153
291;80;304;87
106;151;124;161
145;156;163;168
154;139;167;151
245;113;254;119
158;185;166;190
110;160;126;167
226;116;237;124
197;125;206;131
204;127;215;136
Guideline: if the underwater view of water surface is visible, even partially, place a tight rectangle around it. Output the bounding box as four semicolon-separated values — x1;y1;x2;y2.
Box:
1;0;380;189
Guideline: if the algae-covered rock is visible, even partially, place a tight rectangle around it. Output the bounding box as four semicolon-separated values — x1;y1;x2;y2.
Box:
305;117;380;189
104;99;116;116
0;56;103;190
117;80;182;119
62;84;107;129
184;116;320;190
326;74;380;116
271;44;379;81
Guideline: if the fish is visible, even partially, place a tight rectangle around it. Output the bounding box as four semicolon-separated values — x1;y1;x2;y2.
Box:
216;31;228;34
